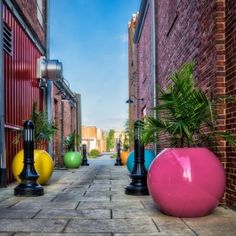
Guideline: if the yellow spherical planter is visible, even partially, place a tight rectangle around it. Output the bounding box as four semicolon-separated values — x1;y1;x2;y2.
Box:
121;151;129;165
12;149;54;185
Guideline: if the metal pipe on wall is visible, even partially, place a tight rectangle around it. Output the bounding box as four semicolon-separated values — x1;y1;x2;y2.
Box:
0;0;7;187
46;0;53;156
151;0;158;155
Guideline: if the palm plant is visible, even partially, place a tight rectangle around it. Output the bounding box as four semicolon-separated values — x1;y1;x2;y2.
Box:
142;61;236;150
64;130;80;152
13;102;58;149
32;102;58;148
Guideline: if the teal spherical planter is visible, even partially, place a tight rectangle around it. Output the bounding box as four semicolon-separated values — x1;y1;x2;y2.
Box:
63;152;82;169
127;149;155;173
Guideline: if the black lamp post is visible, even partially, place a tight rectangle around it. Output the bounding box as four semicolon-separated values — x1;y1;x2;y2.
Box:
81;144;89;166
125;120;149;195
14;120;44;196
115;139;122;166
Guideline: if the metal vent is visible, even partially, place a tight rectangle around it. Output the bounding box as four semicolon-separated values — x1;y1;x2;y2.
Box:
3;23;13;55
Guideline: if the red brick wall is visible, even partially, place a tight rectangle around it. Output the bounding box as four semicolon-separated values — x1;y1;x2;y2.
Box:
15;0;46;47
128;15;138;123
225;0;236;208
155;0;236;207
52;86;77;167
156;0;218;148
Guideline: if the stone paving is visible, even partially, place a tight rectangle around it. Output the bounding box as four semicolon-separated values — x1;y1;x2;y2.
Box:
0;155;236;235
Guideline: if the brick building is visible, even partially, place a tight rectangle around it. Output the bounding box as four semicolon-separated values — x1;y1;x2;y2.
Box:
129;0;236;208
128;14;138;122
52;82;81;167
82;126;106;153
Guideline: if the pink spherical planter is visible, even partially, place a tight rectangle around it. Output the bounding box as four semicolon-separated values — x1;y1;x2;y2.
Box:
147;148;226;218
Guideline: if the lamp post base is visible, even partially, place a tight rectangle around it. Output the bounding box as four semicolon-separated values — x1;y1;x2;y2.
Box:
81;161;89;166
115;161;122;166
125;182;149;195
14;183;44;196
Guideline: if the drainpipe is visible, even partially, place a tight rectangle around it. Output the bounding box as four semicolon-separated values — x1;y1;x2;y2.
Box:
151;0;158;155
0;0;6;187
45;0;53;156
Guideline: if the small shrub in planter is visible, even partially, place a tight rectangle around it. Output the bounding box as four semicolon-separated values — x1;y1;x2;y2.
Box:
63;131;82;168
89;149;100;158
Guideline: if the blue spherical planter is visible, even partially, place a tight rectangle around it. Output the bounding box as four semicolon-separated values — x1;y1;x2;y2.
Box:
127;149;155;173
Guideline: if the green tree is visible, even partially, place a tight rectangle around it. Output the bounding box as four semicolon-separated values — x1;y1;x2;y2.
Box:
124;119;134;149
106;129;115;151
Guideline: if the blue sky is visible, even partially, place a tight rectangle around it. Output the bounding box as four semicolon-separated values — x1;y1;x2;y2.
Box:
50;0;141;131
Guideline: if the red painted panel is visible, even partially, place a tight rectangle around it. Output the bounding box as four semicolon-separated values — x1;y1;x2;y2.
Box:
3;4;44;183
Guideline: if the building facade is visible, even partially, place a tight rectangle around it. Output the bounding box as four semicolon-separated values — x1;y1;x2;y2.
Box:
0;0;47;185
52;83;81;167
0;0;81;184
82;126;106;153
130;0;236;208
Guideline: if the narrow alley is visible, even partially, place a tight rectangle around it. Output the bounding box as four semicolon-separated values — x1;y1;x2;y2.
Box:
0;155;236;235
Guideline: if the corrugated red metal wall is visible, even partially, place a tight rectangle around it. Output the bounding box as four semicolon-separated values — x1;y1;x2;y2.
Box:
3;5;43;183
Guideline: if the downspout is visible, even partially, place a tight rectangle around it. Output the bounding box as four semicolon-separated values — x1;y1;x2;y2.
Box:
45;0;53;156
0;0;6;187
151;0;158;155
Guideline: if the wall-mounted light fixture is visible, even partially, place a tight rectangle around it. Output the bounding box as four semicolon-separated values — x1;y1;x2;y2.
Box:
37;56;63;82
126;95;144;104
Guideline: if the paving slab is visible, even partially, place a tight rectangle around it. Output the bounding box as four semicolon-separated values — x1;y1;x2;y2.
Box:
15;234;111;236
65;218;158;233
0;219;67;232
35;209;110;219
77;200;145;210
11;200;79;210
0;209;40;219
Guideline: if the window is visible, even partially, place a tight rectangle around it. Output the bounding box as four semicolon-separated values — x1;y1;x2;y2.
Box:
37;0;43;26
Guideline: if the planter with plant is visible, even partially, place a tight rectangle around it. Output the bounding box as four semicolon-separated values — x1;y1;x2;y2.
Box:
142;62;236;217
12;102;57;185
63;131;82;168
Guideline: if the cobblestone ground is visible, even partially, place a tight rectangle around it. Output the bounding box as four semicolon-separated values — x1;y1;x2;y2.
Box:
0;155;236;235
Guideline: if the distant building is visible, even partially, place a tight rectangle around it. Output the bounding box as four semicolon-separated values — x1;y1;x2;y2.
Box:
82;126;106;153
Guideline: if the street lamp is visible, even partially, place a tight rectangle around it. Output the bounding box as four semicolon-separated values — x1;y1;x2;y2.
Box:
126;95;144;104
125;120;149;195
14;120;44;196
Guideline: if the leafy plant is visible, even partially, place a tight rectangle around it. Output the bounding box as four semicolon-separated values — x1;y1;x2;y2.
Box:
89;149;100;158
142;61;236;150
13;102;58;149
64;130;80;152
